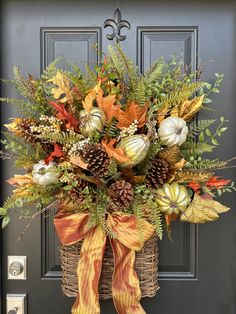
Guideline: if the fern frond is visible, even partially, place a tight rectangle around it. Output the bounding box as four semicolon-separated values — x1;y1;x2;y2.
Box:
38;131;83;145
144;58;165;84
147;199;163;240
83;64;98;89
157;81;204;109
13;66;35;101
40;58;62;81
175;169;213;183
107;45;139;93
188;119;216;136
181;141;215;158
132;78;147;105
185;158;232;171
133;204;145;242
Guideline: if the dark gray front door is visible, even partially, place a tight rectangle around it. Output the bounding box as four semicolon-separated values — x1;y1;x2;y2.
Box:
1;1;236;313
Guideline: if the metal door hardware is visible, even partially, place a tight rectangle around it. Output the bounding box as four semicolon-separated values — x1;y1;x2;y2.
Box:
8;256;27;280
6;294;27;314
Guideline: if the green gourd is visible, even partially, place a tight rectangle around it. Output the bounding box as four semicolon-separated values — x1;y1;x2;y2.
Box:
79;107;105;137
156;183;191;214
117;134;150;167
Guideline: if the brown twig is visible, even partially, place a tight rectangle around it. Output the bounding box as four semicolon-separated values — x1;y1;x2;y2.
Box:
17;200;60;241
0;150;18;160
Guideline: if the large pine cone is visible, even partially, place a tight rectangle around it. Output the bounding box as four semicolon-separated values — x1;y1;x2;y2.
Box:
146;158;170;188
110;180;134;209
80;144;110;177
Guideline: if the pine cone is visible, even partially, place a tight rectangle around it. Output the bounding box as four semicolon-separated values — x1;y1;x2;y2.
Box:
68;189;84;203
110;180;134;209
18;118;39;144
81;144;110;177
68;179;88;203
146;158;170;188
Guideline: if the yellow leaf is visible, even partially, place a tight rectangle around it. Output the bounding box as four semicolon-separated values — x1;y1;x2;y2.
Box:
157;105;169;125
170;95;204;121
4;118;23;135
180;194;230;223
48;71;72;103
6;174;32;186
82;81;102;113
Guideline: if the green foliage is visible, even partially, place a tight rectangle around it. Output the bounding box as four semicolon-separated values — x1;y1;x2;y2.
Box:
104;119;120;138
3;184;59;211
12;66;50;117
146;199;163;240
40;57;62;81
144;58;165;88
132;78;147;106
181;141;216;158
185;156;231;171
215;181;236;197
155;81;204;110
38;131;83;146
0;207;10;228
136;141;161;175
199;73;224;104
83;64;98;89
0;132;41;169
107;45;139;96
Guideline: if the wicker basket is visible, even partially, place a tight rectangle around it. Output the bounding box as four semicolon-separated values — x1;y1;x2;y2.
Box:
60;235;159;300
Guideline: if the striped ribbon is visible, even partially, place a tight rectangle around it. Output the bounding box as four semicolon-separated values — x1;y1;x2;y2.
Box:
54;211;154;314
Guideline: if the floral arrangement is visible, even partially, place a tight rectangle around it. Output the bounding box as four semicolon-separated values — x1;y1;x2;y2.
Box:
0;45;235;314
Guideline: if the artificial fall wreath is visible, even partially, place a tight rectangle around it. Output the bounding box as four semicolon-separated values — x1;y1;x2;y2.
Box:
0;45;235;314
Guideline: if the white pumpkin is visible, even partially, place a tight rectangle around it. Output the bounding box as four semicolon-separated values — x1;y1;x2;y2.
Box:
158;117;188;146
32;160;59;186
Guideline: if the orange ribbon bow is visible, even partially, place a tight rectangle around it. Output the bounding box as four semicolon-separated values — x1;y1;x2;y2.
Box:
54;211;154;314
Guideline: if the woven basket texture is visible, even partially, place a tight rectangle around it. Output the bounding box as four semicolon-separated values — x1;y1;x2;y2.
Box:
60;235;159;300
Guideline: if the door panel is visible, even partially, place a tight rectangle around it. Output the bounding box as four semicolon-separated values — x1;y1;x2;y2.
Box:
1;1;236;313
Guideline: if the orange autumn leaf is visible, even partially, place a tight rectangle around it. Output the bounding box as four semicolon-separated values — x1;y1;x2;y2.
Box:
165;214;179;226
115;101;149;129
49;101;78;130
45;144;64;165
96;89;121;122
206;176;231;188
101;138;130;164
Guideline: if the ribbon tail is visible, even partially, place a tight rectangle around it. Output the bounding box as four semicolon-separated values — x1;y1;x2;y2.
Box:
72;226;107;314
110;239;146;314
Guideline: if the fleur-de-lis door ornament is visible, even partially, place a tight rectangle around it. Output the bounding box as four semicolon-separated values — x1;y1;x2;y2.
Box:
104;8;131;44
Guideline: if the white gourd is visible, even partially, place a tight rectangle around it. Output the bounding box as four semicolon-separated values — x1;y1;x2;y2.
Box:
32;160;59;186
158;117;188;147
